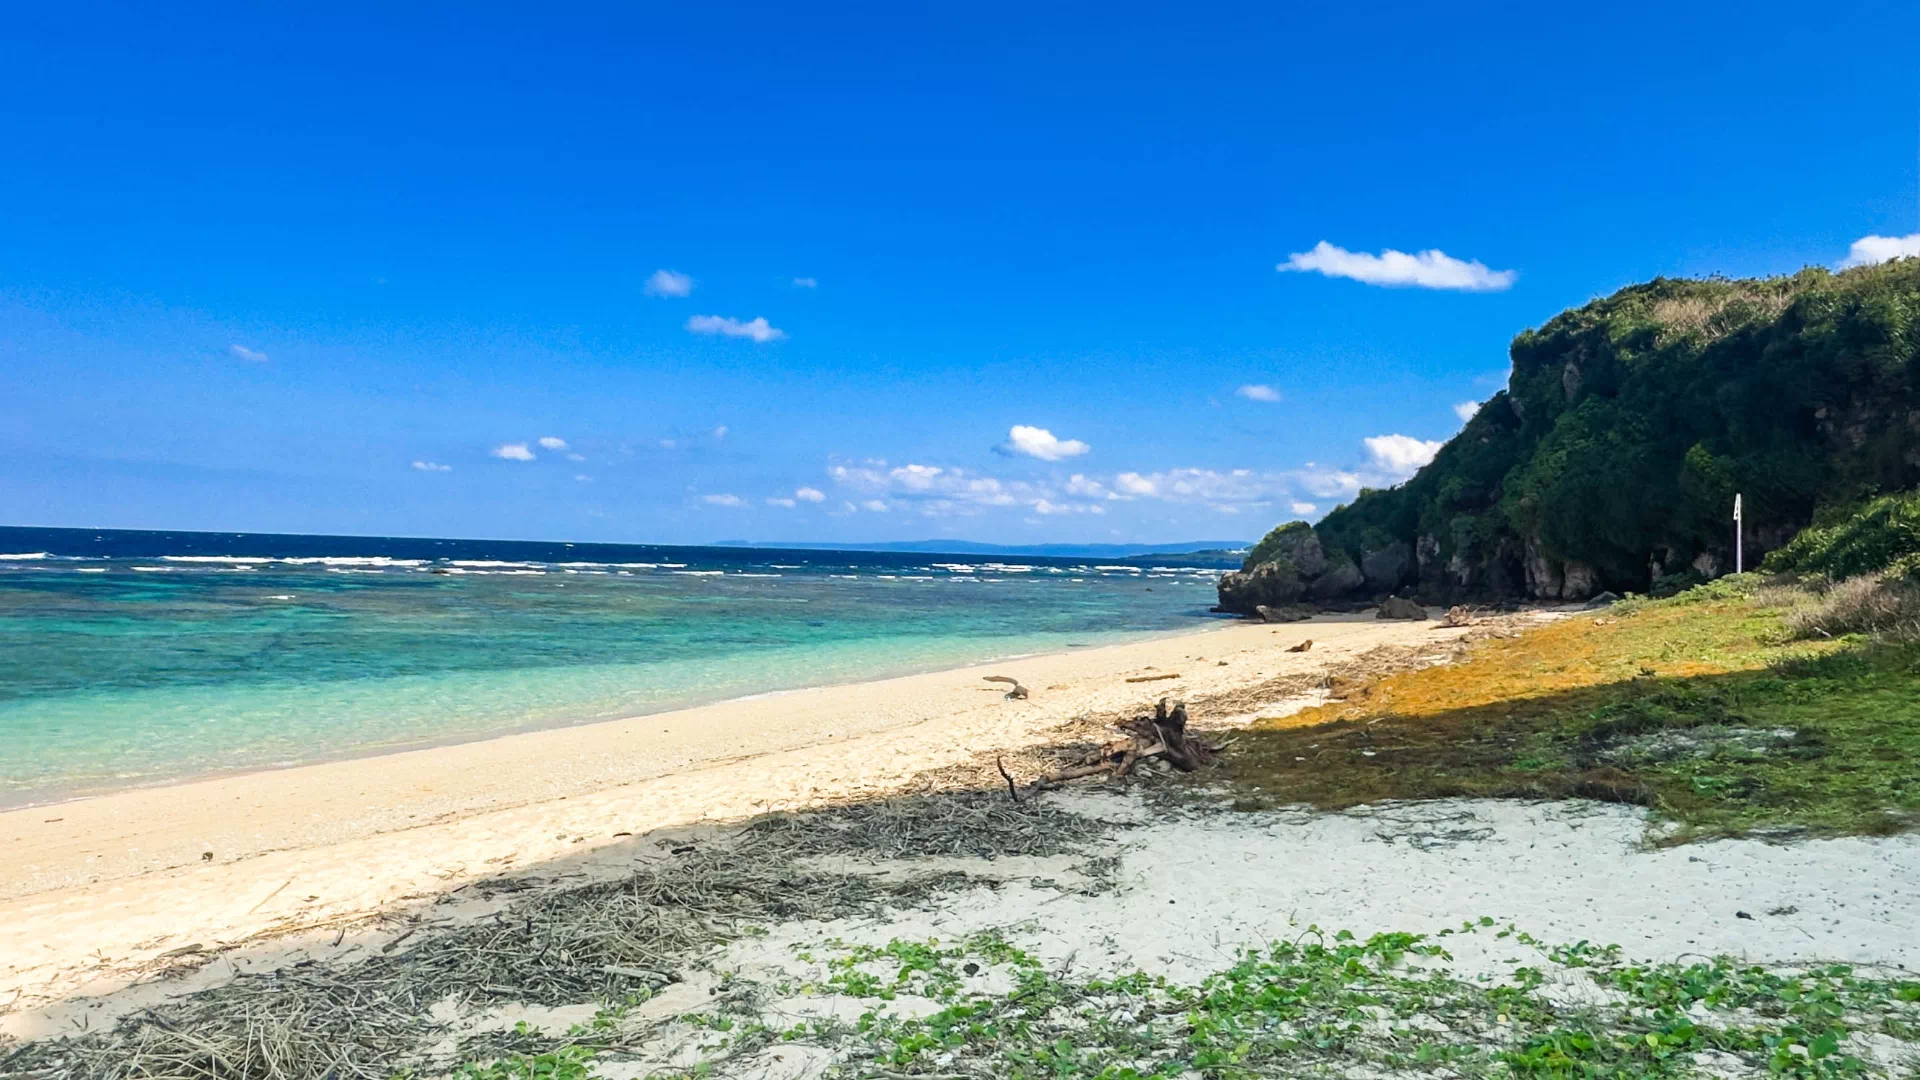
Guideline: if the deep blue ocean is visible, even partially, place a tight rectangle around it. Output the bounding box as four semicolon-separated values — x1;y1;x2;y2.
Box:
0;527;1227;806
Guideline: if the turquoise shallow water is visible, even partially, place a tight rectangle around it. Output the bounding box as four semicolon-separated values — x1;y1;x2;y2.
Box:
0;528;1225;806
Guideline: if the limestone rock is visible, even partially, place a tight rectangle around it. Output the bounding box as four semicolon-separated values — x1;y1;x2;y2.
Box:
1524;538;1563;600
1376;596;1428;620
1255;604;1312;623
1216;560;1305;614
1561;561;1597;601
1360;542;1413;593
1308;556;1365;600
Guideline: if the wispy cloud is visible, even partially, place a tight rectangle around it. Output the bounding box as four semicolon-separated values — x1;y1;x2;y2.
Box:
712;425;729;439
1033;498;1105;515
1066;474;1119;500
817;428;1446;523
1280;241;1516;292
537;436;568;450
644;269;694;297
1453;401;1481;422
1002;424;1089;461
862;499;890;512
702;493;744;507
491;443;536;461
766;496;797;507
1236;384;1282;402
412;460;452;472
1839;233;1920;268
795;486;826;503
1291;464;1363;498
830;460;1062;518
1362;433;1444;478
686;315;787;343
1107;467;1278;508
792;277;818;288
229;344;269;363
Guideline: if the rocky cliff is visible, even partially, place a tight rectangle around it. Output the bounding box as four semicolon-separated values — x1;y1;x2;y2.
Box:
1220;260;1920;612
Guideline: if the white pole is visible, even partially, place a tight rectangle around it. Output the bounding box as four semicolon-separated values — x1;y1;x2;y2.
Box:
1734;493;1743;575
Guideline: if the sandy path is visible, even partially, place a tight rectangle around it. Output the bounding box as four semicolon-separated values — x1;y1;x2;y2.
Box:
0;613;1450;1021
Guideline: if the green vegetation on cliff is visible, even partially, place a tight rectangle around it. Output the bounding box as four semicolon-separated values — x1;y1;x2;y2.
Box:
1242;521;1314;571
1313;259;1920;599
1763;489;1920;581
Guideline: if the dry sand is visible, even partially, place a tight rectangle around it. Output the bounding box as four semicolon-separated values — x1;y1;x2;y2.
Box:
0;612;1441;1028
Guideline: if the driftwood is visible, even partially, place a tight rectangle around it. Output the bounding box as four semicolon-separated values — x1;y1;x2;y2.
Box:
1124;673;1181;684
1024;698;1225;796
983;675;1030;699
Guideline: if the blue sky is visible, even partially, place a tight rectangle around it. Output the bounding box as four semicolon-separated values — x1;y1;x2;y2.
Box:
3;2;1917;545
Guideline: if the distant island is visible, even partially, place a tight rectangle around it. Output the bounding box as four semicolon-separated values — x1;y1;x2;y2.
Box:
711;538;1251;562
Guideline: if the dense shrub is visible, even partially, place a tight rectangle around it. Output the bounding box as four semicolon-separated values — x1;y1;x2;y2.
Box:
1242;520;1313;571
1762;490;1920;581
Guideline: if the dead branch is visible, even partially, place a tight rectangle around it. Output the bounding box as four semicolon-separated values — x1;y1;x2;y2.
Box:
983;675;1029;700
994;756;1022;803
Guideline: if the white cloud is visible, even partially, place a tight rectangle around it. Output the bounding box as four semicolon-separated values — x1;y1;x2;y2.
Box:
1113;462;1372;505
1066;474;1121;500
686;315;786;343
1291;463;1363;498
828;461;1038;517
659;439;678;450
1362;433;1444;479
568;452;586;461
229;344;269;362
1279;241;1516;292
795;486;826;503
1290;501;1318;515
766;496;797;508
1003;424;1090;461
412;460;452;472
575;474;591;482
644;269;694;297
792;277;818;288
1112;467;1282;506
492;443;536;461
1237;384;1282;402
712;425;729;439
1839;233;1920;268
862;499;890;512
1033;498;1105;515
537;436;568;450
702;493;744;507
1453;401;1481;423
890;463;944;489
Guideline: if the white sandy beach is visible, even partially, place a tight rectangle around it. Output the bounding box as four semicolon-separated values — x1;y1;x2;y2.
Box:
4;607;1919;1075
0;613;1429;1029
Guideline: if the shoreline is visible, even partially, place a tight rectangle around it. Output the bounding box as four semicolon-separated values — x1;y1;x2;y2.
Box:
0;611;1463;1026
0;618;1228;814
